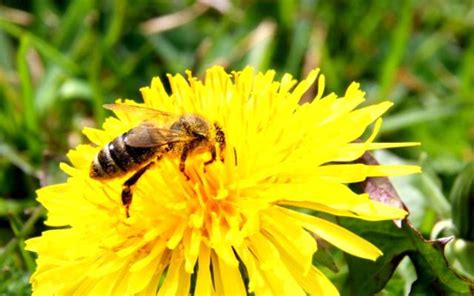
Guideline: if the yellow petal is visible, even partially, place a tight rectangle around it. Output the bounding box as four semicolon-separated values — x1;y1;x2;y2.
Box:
279;207;383;260
247;233;306;295
212;252;246;296
315;164;421;183
262;208;317;274
157;249;189;296
183;228;202;272
195;246;214;296
280;199;407;221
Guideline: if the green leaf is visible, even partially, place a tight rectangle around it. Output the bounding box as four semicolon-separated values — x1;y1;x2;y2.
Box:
446;239;474;279
406;225;473;295
313;240;340;273
340;219;413;295
340;218;473;295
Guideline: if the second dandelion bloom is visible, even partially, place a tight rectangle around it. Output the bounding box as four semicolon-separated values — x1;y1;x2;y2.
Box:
26;66;420;295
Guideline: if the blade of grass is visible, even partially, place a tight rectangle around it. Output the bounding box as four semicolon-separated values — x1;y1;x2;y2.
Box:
284;15;312;75
0;82;22;141
103;43;154;87
0;206;44;271
0;146;40;204
237;20;276;70
419;172;452;220
147;35;189;73
8;213;36;273
0;198;36;216
53;0;95;48
16;35;42;158
321;43;341;92
18;238;36;274
380;105;457;134
278;0;296;28
17;36;36;134
9;213;23;235
0;19;81;75
104;0;126;48
377;0;413;100
244;29;275;71
34;66;66;115
0;29;14;70
460;37;474;104
89;42;105;125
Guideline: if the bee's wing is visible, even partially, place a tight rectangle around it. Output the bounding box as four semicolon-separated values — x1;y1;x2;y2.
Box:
103;104;177;121
124;123;194;148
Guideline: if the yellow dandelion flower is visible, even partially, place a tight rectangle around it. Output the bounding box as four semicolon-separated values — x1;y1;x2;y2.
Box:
26;66;420;295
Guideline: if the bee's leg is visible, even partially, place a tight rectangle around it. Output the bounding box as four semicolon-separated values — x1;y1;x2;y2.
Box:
179;145;191;180
204;145;216;166
122;161;154;217
214;123;226;162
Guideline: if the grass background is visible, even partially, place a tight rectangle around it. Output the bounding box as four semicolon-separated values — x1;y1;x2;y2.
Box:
0;0;473;294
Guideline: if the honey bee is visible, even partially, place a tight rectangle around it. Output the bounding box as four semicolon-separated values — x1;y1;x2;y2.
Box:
90;104;226;217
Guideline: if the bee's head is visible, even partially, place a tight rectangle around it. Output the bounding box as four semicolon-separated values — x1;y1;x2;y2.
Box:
180;114;211;140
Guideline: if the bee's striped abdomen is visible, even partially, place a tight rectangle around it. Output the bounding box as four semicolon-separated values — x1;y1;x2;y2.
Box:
90;133;157;179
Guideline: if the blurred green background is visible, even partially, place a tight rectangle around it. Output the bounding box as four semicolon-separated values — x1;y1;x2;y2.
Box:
0;0;473;294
